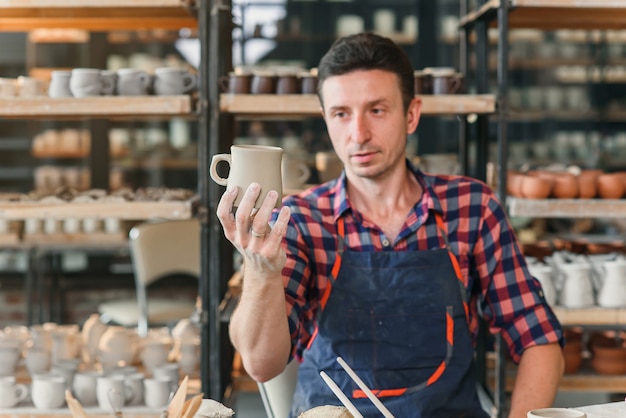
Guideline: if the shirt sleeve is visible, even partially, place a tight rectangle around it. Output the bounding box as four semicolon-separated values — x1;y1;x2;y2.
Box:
272;204;320;362
472;193;564;363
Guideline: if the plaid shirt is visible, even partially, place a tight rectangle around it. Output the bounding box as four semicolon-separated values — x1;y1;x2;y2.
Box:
275;161;563;363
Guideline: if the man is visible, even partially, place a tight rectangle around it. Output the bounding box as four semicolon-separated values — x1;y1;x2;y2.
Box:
217;32;564;417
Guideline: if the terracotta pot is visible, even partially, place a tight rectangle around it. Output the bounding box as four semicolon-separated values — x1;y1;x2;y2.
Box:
597;173;624;199
507;171;524;197
577;173;597;199
520;175;553;199
563;340;583;374
551;173;578;199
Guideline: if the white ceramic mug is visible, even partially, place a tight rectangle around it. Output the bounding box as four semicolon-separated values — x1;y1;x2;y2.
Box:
0;376;28;408
0;346;20;375
123;372;145;406
48;70;73;98
527;408;586;418
72;370;101;406
152;363;180;391
70;68;105;97
96;374;134;412
282;156;311;190
143;376;171;408
116;68;151;96
31;374;66;409
153;67;197;95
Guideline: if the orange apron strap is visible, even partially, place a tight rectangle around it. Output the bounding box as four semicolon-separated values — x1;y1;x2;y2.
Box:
322;217;345;309
353;388;408;399
434;212;470;322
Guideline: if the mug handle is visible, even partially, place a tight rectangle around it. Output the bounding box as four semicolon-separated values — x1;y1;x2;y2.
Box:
182;72;197;93
218;76;229;93
209;154;231;186
15;383;28;404
450;75;464;94
138;71;152;89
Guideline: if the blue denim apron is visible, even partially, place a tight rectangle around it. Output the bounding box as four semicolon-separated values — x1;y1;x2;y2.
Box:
290;214;488;417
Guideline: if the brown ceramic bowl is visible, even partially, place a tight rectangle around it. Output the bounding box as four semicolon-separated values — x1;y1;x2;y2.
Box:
520;175;553;199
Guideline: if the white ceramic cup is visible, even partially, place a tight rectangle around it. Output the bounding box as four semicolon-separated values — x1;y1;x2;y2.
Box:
70;68;105;97
282;156;311;189
152;363;180;390
143;376;171;408
96;374;133;412
527;408;586;418
123;372;145;406
17;76;43;97
48;70;73;98
153;67;197;95
116;68;151;96
0;376;28;408
72;370;101;406
31;374;67;409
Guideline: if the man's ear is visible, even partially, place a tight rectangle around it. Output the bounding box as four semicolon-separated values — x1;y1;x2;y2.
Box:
407;96;422;134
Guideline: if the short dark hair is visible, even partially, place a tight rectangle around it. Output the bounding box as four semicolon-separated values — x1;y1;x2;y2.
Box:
317;32;415;112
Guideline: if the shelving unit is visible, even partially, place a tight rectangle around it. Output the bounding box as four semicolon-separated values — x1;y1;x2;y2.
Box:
461;1;626;416
0;0;224;401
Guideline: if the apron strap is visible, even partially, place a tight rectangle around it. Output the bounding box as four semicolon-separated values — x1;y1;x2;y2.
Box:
434;212;470;323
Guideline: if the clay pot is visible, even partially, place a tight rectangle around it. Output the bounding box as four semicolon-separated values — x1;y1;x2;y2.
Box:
591;339;626;375
520;175;553;199
507;171;524;197
521;241;554;261
551;173;578;199
577;171;599;199
597;173;624;199
563;327;583;374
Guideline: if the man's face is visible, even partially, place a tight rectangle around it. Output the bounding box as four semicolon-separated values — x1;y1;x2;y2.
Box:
320;69;421;181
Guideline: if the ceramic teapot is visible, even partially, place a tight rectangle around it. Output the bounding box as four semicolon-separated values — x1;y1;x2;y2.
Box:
556;262;595;308
81;313;108;365
97;326;136;369
596;258;626;307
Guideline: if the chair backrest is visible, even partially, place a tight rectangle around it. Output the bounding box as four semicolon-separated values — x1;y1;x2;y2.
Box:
129;218;201;335
258;360;300;418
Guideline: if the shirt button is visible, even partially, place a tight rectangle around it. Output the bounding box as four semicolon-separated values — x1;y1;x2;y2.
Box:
382;239;390;247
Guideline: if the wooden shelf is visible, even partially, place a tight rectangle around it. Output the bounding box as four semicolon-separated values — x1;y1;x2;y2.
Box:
220;94;496;117
0;0;196;31
0;96;194;119
507;197;626;218
115;159;198;170
552;307;626;326
0;199;197;220
460;0;626;30
32;150;129;159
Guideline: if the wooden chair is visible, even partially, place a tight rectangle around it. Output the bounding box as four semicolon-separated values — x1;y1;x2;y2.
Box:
98;219;200;336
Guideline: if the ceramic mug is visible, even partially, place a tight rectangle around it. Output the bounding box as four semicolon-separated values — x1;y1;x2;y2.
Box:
48;70;73;98
210;145;283;208
31;374;66;409
153;67;197;95
69;68;107;97
282;156;311;190
143;376;171;408
527;408;586;418
116;68;151;96
96;375;134;412
0;376;28;408
72;370;101;406
219;71;252;94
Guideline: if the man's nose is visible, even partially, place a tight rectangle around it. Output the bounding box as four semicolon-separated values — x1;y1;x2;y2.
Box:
350;115;370;143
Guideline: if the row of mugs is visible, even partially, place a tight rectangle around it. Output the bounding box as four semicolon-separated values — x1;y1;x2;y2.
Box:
3;369;180;410
49;67;197;98
221;70;318;95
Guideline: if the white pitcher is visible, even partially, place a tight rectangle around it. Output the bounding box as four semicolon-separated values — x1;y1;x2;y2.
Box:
557;263;595;308
596;258;626;308
527;263;557;306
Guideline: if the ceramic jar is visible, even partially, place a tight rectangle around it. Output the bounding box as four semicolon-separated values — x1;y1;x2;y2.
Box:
590;335;626;375
97;326;136;369
81;313;108;365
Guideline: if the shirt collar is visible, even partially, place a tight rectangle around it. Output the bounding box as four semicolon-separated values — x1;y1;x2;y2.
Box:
331;159;446;222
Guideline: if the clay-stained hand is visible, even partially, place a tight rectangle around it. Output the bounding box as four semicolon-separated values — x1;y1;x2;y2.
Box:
216;183;291;274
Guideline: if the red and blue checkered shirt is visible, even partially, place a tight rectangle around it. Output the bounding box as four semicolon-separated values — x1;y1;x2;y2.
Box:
274;161;563;363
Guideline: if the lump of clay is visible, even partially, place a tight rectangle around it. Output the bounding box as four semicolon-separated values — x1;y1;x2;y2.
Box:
193;399;235;418
298;405;354;418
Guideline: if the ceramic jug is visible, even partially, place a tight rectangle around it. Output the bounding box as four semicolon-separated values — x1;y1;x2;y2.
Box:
596;258;626;307
97;326;136;370
557;262;595;308
527;263;557;306
81;313;108;365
